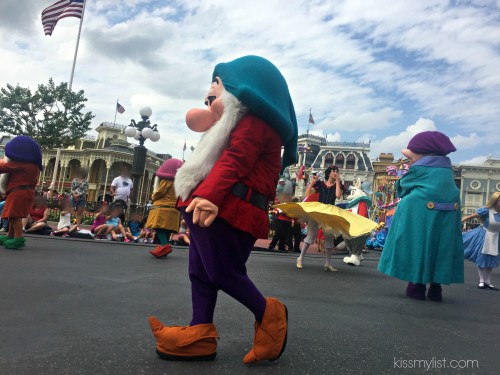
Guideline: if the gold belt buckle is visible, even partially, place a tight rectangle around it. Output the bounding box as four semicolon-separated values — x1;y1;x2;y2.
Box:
427;202;435;209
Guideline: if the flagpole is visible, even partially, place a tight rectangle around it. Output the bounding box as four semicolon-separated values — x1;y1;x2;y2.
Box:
50;0;87;198
307;108;311;137
113;99;119;126
68;0;87;91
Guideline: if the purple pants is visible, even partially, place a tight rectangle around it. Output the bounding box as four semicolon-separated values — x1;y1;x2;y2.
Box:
181;209;266;325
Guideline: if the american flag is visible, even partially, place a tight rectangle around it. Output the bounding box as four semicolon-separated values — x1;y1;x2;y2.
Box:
42;0;85;36
116;102;126;114
308;112;315;124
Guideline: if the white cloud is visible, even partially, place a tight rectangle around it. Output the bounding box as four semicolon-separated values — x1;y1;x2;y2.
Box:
317;107;402;132
459;155;488;165
0;0;498;163
450;133;481;150
369;118;437;158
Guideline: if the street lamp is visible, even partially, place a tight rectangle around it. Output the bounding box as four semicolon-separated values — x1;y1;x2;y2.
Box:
124;106;160;212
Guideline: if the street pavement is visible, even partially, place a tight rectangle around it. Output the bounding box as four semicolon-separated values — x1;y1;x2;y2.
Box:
0;235;499;375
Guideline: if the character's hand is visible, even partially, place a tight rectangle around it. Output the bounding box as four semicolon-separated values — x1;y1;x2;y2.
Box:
186;197;219;227
311;174;319;185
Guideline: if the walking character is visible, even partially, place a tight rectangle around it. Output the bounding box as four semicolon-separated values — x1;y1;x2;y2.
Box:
147;158;183;258
377;131;464;301
0;136;43;249
296;166;344;271
148;56;297;363
462;192;500;291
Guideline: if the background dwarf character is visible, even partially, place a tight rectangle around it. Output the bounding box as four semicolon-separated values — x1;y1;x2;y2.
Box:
0;136;43;249
148;56;297;364
147;158;183;258
377;131;464;302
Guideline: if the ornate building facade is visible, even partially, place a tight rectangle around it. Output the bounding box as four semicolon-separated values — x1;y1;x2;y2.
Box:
1;122;170;205
288;133;375;199
455;156;500;217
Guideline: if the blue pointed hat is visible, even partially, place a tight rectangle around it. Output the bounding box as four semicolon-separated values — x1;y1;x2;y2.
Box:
5;135;43;170
212;55;298;170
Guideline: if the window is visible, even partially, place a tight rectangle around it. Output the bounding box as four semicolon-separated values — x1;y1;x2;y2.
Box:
465;192;483;206
346;154;356;169
470;180;481;190
335;154;344;169
324;153;334;167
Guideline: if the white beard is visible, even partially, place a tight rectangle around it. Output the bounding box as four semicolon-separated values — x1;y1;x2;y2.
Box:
153;176;160;193
0;156;11;194
175;90;247;201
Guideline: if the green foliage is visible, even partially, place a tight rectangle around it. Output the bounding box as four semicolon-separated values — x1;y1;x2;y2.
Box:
0;78;94;149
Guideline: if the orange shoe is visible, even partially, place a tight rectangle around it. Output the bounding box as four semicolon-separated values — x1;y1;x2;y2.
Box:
148;316;219;361
242;297;288;364
149;244;173;258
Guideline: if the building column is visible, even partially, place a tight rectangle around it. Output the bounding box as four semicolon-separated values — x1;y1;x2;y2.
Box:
102;167;111;202
146;174;153;203
486;174;491;205
138;175;145;206
58;165;68;193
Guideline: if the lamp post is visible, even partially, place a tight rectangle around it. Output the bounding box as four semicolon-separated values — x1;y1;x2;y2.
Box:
124;106;160;212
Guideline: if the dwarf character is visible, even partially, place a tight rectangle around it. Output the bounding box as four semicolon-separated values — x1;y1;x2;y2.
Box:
377;131;464;301
0;136;43;249
148;56;297;364
147;158;183;258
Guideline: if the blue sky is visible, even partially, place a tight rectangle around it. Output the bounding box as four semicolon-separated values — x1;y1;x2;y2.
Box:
0;0;499;165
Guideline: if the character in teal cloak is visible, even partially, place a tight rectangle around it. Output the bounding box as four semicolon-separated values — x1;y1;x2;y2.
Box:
377;131;464;301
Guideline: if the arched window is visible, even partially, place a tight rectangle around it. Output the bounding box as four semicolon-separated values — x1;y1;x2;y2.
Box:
346;154;356;169
324;153;334;167
335;153;344;169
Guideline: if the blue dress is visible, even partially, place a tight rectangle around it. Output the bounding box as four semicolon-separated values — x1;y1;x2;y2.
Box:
463;207;500;268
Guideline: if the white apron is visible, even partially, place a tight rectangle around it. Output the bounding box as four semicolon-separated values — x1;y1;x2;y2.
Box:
481;209;500;256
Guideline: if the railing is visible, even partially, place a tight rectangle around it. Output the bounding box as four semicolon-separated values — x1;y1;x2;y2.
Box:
98;122;127;130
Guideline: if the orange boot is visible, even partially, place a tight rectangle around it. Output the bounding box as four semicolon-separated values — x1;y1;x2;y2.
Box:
242;297;288;364
149;244;173;258
148;316;219;361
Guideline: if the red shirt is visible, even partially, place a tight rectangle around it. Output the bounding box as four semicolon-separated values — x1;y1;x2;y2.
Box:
178;115;282;239
29;206;47;222
0;160;39;219
0;160;39;193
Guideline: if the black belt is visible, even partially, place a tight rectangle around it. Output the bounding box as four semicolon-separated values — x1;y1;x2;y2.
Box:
231;182;268;211
6;185;35;196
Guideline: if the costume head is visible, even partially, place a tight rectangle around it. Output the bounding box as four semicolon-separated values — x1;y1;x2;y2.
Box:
276;168;293;202
156;158;183;180
346;178;372;208
402;131;456;161
186;55;298;169
177;56;297;201
5;135;43;170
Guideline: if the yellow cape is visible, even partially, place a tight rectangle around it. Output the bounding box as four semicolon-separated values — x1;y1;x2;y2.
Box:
275;202;377;238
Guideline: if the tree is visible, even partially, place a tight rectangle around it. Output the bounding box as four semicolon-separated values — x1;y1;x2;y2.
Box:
0;78;94;149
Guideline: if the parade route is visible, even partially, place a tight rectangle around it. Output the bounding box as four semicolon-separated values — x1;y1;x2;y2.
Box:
0;235;498;375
